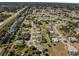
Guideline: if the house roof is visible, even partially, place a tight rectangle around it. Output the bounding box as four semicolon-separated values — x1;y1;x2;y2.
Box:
52;38;59;42
74;28;79;32
68;46;78;52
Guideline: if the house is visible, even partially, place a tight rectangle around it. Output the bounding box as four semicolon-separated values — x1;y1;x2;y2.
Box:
49;30;54;34
68;37;78;43
74;28;79;34
68;46;78;56
35;28;40;31
16;40;24;45
35;30;40;34
52;37;59;45
21;32;31;40
22;28;29;31
37;34;46;43
47;27;54;38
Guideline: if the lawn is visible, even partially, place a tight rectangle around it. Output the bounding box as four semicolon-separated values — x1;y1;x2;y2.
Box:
42;42;68;56
40;22;51;46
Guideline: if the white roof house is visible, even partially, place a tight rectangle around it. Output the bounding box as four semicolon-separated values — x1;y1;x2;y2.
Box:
22;28;29;31
16;40;23;45
35;28;40;32
47;26;54;34
49;30;54;34
52;38;59;43
68;37;78;42
35;30;40;34
74;28;79;34
68;45;78;55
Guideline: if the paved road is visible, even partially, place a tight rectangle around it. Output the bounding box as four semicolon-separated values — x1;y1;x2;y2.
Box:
6;13;25;55
9;15;24;33
2;14;25;44
0;6;27;30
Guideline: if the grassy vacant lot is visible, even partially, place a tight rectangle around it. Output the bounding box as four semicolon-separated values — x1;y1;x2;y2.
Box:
42;42;68;56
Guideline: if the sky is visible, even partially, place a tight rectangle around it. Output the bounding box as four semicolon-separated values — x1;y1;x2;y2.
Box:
0;0;79;3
